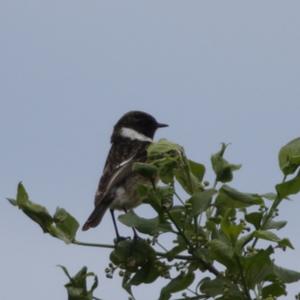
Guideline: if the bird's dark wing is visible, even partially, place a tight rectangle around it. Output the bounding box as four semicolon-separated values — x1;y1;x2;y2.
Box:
82;140;148;231
82;157;136;231
94;139;147;206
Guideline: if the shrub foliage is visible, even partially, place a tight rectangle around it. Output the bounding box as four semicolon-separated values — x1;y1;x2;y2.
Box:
8;138;300;300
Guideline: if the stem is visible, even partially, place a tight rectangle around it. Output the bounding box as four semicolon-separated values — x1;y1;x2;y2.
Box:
194;216;199;238
251;175;287;248
187;287;199;297
174;296;208;300
166;211;192;247
235;255;252;300
72;240;114;249
156;251;193;260
73;239;195;261
174;190;185;205
166;210;219;276
156;240;169;252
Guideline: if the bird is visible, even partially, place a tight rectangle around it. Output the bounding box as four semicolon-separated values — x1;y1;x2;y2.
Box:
82;111;168;239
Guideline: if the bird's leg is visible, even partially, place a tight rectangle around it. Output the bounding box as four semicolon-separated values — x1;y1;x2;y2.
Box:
110;209;121;242
123;208;139;240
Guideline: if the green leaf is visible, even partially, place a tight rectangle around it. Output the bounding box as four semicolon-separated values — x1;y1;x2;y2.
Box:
208;239;236;269
211;143;241;183
59;265;99;300
157;158;178;184
6;198;17;206
221;217;244;245
216;185;263;208
261;192;277;201
278;238;294;250
110;239;155;272
245;212;263;229
188;160;205;181
244;250;273;288
175;156;203;195
10;182;80;244
262;282;286;298
159;271;195;300
253;231;294;249
147;139;183;159
118;211;172;235
14;182;53;232
276;171;300;199
174;169;196;195
200;277;224;297
236;233;255;252
132;162;158;179
253;230;281;242
273;264;300;283
168;206;192;230
148;139;203;193
50;208;79;243
147;140;184;184
165;243;186;260
265;219;287;230
168;205;185;221
188;189;216;216
279;137;300;176
129;261;162;286
139;185;172;214
16;182;29;205
200;277;245;298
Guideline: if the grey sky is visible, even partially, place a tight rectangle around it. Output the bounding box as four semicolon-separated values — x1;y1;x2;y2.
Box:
1;1;300;299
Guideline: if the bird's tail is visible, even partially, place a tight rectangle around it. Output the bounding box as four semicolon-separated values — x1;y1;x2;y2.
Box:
82;203;109;231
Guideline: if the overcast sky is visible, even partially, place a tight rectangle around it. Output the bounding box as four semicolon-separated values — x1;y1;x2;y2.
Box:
1;1;300;299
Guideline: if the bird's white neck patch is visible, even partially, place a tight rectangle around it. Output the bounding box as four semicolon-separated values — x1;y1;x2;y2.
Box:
120;127;152;142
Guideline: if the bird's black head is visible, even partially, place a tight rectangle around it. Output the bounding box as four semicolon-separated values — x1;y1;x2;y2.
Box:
113;111;168;141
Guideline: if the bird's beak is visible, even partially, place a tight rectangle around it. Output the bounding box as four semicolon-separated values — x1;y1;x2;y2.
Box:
157;122;169;128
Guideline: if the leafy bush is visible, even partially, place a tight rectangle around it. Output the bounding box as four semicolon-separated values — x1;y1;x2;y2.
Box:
8;138;300;300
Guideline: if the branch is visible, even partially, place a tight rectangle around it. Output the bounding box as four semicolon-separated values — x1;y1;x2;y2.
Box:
72;240;114;249
156;251;193;260
174;190;185;205
72;239;205;262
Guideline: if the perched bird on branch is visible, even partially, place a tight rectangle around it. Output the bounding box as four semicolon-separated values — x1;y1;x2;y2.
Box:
82;111;168;239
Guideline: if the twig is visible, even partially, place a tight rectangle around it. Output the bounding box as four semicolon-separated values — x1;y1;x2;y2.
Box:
72;240;114;249
155;240;169;252
251;175;287;248
194;216;199;241
73;238;201;262
174;296;208;300
156;251;192;260
166;211;191;247
174;190;185;205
